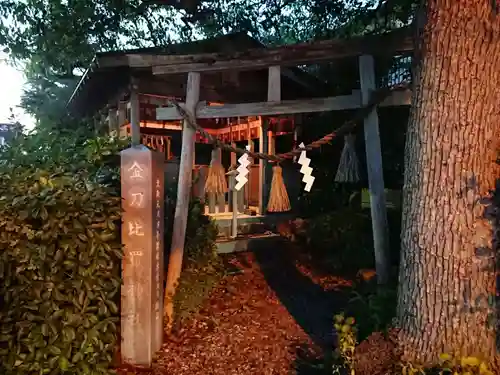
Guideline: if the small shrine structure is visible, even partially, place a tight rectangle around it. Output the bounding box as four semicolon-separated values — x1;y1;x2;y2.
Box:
67;27;414;366
67;30;412;226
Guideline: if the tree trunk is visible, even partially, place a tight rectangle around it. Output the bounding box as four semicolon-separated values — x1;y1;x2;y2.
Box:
397;0;500;365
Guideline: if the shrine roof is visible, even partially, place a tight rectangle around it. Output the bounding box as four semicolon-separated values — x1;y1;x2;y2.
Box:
66;32;329;118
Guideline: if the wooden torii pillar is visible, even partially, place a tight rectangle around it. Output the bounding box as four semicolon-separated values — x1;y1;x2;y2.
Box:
164;72;200;330
359;55;390;285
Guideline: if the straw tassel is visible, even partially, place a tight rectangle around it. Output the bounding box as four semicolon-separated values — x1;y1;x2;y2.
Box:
267;165;291;212
204;149;228;195
335;134;360;183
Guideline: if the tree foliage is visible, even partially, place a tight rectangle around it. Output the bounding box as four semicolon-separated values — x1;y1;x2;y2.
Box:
0;0;188;123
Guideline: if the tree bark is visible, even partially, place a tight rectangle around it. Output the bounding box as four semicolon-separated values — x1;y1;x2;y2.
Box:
397;0;500;365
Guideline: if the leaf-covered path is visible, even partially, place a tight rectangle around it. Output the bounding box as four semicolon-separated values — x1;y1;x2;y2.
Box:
117;246;354;375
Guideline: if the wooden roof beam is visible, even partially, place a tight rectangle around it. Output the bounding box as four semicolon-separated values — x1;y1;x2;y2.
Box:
142;28;412;75
156;88;412;120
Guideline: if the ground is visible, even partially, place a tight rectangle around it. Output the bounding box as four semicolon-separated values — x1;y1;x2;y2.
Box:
116;244;360;375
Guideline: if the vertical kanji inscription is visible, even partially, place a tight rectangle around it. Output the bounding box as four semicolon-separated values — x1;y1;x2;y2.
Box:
120;145;164;366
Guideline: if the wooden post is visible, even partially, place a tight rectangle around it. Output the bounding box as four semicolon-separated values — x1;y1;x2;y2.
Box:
228;170;238;238
164;72;200;330
208;193;216;214
245;119;252;210
232;185;238;235
120;146;165;366
118;101;127;138
130;80;141;146
108;107;118;135
166;137;172;160
228;119;236;213
216;147;226;213
230;118;237;166
234;118;245;213
269;129;276;154
293;115;302;162
118;101;127;124
263;65;281;212
359;55;390;285
258;119;268;214
208;148;217;214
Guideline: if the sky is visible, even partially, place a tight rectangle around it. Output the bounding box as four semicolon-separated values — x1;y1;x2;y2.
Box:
0;52;35;129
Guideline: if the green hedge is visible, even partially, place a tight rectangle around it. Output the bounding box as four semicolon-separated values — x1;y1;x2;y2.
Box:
0;173;122;374
0;127;126;375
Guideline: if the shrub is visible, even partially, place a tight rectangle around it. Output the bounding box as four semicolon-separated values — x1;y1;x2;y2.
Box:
297;181;362;218
163;184;223;327
303;208;374;273
333;314;357;375
0;127;126;374
345;284;397;341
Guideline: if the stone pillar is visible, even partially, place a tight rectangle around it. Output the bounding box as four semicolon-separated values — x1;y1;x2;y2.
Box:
120;145;165;366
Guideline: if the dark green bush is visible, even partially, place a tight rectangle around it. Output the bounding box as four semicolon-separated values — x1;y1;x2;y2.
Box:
303;207;374;273
296;180;362;218
0;127;126;375
345;284;397;341
163;184;222;327
300;204;402;274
